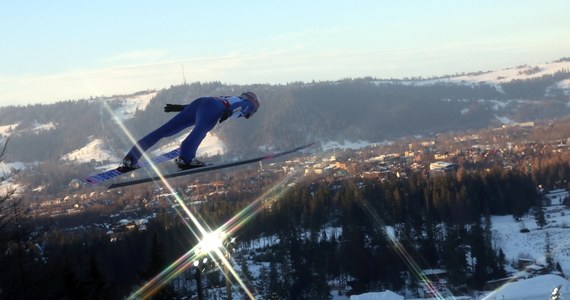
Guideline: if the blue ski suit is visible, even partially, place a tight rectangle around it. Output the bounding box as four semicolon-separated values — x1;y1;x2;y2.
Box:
125;96;257;165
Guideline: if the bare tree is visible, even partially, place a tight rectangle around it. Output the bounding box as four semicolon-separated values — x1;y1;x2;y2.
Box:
0;137;15;241
0;136;16;246
0;137;33;299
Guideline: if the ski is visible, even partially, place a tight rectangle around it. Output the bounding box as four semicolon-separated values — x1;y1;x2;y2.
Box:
82;148;181;185
108;142;316;189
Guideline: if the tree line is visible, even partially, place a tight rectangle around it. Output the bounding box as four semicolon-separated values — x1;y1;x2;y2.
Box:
1;161;568;298
2;72;570;163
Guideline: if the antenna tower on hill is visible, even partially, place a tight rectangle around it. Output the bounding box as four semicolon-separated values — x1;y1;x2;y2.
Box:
181;64;187;85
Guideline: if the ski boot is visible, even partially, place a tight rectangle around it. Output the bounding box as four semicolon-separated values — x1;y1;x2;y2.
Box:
117;155;139;172
175;157;206;170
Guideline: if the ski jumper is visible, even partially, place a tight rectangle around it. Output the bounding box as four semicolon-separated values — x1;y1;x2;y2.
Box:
125;96;257;165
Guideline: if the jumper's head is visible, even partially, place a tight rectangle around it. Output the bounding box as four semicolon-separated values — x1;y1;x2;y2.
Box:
241;91;260;118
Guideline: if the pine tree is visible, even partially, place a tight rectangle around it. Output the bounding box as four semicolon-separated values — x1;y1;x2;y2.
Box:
545;232;555;271
61;263;85;299
257;265;271;299
268;261;282;298
495;248;507;278
534;201;547;229
0;138;40;299
142;232;175;299
85;253;108;300
236;256;251;279
143;232;165;280
470;219;492;288
443;224;468;288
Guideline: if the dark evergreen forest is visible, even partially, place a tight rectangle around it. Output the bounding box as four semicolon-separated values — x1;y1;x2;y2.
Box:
2;154;569;298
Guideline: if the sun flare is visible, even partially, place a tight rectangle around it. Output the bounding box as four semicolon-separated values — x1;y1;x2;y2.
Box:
198;230;227;256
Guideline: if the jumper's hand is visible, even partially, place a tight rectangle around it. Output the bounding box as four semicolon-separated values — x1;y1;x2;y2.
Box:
219;110;232;123
164;104;186;112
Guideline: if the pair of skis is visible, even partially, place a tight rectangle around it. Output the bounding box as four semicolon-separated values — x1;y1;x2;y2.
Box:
82;148;181;185
82;142;315;189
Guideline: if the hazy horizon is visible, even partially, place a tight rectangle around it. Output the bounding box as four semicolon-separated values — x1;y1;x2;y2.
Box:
1;0;569;106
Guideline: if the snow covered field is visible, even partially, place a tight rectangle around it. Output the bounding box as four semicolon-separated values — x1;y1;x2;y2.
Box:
492;204;570;275
408;203;570;299
61;138;118;163
238;203;570;300
343;275;569;300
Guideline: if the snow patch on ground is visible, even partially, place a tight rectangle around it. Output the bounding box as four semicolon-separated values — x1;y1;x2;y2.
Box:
112;91;157;121
61;138;118;163
483;274;569;300
0;161;24;176
153;133;227;158
197;133;227;157
342;274;570;300
31;120;56;132
495;115;514;125
0;123;19;136
0;162;24;193
322;140;393;151
350;291;403;300
492;205;570;276
440;60;570;85
482;99;510;111
395;60;570;94
0;120;56;136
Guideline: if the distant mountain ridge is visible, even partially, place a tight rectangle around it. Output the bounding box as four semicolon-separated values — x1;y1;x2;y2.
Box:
0;58;569;165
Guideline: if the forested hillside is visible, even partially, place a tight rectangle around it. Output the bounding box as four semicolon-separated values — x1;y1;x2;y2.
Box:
1;70;569;163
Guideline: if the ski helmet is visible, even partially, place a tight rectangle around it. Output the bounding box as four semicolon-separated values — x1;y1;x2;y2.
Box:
241;91;260;113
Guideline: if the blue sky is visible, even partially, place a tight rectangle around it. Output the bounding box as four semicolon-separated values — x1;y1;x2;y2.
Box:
1;0;569;105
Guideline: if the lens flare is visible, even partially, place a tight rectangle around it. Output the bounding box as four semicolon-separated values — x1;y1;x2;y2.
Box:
197;230;227;256
103;100;312;299
130;172;300;299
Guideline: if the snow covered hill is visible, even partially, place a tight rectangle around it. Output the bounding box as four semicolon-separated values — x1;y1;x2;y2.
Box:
410;59;570;87
374;59;570;97
0;121;56;137
432;60;569;85
339;274;569;299
109;91;157;121
492;203;570;276
60;138;118;164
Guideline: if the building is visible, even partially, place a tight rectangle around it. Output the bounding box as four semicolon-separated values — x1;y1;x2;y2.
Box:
429;161;458;172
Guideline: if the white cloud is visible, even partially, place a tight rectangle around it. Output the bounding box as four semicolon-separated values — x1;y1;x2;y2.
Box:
1;40;569;106
102;49;171;63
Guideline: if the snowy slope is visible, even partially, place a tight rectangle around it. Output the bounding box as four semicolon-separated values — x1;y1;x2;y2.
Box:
0;161;24;175
492;204;570;276
111;91;157;121
350;291;403;300
61;138;118;163
483;274;569;300
449;60;570;84
0;123;19;136
384;275;569;300
419;60;570;85
388;59;570;96
30;120;56;132
0;121;55;136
